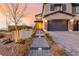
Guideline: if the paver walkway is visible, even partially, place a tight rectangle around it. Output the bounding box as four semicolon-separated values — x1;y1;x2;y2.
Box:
28;30;52;56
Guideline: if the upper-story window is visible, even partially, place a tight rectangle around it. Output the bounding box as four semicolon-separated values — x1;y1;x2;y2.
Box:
62;4;66;11
50;4;55;11
72;4;79;13
75;6;79;13
50;4;66;11
55;4;61;11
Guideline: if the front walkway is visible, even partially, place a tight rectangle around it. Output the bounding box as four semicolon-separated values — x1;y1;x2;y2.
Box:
28;30;52;56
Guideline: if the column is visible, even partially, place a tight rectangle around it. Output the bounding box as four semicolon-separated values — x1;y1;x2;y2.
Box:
68;19;74;31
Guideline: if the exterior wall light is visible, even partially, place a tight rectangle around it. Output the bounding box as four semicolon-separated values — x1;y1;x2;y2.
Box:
45;19;47;22
38;48;42;51
70;19;74;22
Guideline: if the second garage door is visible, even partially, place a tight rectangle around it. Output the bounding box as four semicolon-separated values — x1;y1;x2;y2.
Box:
47;20;68;31
73;21;79;31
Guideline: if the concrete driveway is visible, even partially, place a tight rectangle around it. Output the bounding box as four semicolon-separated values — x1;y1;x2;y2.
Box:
48;31;79;56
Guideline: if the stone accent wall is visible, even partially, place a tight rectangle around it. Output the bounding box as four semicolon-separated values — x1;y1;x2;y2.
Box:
68;20;74;31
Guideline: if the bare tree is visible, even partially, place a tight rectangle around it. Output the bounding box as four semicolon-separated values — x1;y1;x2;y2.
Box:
1;3;27;43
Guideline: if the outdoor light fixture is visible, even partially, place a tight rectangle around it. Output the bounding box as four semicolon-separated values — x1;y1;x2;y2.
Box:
45;19;47;22
70;19;74;22
38;48;42;51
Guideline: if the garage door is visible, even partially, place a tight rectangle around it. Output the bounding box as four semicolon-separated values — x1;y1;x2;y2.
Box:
48;20;68;31
73;21;79;31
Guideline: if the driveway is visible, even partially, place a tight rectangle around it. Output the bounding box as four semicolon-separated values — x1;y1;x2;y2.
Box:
48;31;79;56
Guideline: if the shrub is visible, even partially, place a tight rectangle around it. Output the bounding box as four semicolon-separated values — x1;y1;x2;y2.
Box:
45;33;55;43
54;48;65;56
0;33;5;38
16;44;30;56
15;38;33;56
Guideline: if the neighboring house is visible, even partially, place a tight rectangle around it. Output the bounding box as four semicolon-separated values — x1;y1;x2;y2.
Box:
35;3;79;31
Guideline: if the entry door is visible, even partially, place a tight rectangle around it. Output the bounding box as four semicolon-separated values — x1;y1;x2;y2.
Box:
48;20;68;31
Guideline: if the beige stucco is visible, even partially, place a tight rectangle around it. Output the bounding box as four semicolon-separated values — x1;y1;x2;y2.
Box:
74;14;79;20
43;4;73;15
43;3;79;21
44;13;74;20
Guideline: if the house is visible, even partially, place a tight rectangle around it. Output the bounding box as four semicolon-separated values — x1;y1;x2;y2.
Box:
35;3;79;31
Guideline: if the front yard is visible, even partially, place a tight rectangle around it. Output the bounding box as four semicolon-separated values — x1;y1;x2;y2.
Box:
0;29;34;56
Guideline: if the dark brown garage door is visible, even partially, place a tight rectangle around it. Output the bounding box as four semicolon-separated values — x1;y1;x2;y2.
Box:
47;20;68;31
73;21;79;31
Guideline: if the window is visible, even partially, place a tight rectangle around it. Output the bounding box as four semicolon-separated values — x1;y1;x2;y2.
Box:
75;6;79;13
72;4;79;13
62;4;66;11
50;4;55;11
55;4;61;11
50;4;66;11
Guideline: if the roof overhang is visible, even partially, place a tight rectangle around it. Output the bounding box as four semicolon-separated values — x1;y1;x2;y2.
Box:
44;11;75;18
34;20;43;22
35;11;75;18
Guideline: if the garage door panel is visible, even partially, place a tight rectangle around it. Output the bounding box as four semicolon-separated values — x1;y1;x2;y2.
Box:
48;20;68;31
73;21;79;31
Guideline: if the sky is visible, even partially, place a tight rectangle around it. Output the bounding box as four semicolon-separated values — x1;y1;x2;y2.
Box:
0;3;43;29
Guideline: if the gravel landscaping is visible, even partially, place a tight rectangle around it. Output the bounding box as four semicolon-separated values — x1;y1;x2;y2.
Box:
0;29;33;56
12;29;33;40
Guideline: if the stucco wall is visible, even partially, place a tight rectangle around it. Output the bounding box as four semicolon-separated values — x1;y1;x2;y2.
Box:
44;13;74;20
43;3;72;15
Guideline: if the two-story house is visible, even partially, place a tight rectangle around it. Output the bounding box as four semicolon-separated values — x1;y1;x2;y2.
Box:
35;3;79;31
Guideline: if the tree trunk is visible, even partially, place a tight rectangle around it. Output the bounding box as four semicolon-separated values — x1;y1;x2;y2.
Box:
15;24;20;43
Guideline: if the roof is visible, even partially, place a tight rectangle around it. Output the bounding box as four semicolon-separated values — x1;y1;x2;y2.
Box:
44;11;75;17
35;11;75;18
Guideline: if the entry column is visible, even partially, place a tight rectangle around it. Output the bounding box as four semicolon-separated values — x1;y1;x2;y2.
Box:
68;19;74;31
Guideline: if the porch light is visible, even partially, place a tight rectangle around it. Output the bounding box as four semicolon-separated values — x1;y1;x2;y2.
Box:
38;48;42;51
45;19;47;22
70;19;74;22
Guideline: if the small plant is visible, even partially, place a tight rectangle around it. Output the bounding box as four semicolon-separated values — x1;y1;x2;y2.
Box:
0;33;5;38
54;48;65;56
16;44;30;56
15;38;33;56
45;33;55;44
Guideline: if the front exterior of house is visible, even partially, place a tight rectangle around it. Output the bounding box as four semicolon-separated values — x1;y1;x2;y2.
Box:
35;3;79;31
